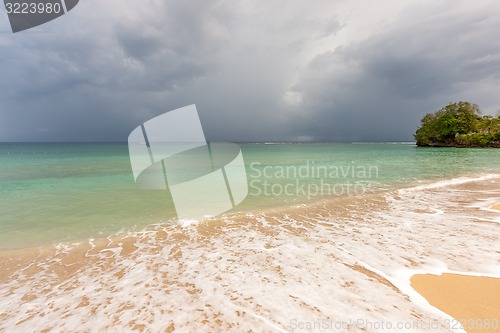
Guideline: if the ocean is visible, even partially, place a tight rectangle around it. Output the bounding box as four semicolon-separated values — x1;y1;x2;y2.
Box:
0;142;499;331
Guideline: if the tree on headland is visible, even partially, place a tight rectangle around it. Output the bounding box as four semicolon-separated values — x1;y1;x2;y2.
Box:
415;101;500;147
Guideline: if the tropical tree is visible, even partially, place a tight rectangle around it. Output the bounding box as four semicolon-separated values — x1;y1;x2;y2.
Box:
415;101;481;145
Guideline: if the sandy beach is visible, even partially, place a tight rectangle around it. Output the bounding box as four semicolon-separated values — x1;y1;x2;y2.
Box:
411;273;500;333
1;175;499;331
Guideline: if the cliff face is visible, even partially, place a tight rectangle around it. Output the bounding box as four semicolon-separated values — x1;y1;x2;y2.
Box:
416;140;500;148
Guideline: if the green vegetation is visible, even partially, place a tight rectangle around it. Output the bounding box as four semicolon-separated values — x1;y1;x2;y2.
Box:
415;101;500;147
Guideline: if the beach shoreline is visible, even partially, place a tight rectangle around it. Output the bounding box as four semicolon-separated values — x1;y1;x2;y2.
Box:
1;173;499;331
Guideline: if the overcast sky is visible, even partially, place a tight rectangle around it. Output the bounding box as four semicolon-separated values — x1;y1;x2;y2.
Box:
1;0;500;142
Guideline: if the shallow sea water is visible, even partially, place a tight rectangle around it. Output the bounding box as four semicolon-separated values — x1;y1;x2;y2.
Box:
0;174;499;332
1;143;499;331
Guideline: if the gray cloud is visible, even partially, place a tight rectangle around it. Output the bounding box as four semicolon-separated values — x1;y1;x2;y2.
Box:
0;0;499;142
288;2;500;141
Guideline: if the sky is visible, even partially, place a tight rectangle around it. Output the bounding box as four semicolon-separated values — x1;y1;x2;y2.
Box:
1;0;500;142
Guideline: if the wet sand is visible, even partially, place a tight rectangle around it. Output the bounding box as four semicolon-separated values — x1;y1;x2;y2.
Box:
411;273;500;333
1;175;499;332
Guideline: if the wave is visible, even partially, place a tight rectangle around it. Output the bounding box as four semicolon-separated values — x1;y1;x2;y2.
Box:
1;173;499;331
400;173;500;192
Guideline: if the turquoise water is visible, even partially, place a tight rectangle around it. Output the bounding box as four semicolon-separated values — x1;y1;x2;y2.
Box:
1;142;499;250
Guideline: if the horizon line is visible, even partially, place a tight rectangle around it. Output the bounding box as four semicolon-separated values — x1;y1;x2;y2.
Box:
0;140;417;144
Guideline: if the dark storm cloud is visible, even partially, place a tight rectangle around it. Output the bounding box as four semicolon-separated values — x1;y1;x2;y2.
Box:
0;0;499;142
0;0;222;140
287;2;500;141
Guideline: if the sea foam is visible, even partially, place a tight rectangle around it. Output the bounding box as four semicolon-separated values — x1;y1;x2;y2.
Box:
0;174;499;332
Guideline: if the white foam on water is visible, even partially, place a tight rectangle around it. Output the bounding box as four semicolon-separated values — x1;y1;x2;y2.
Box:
400;173;499;193
1;173;499;332
176;218;199;227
